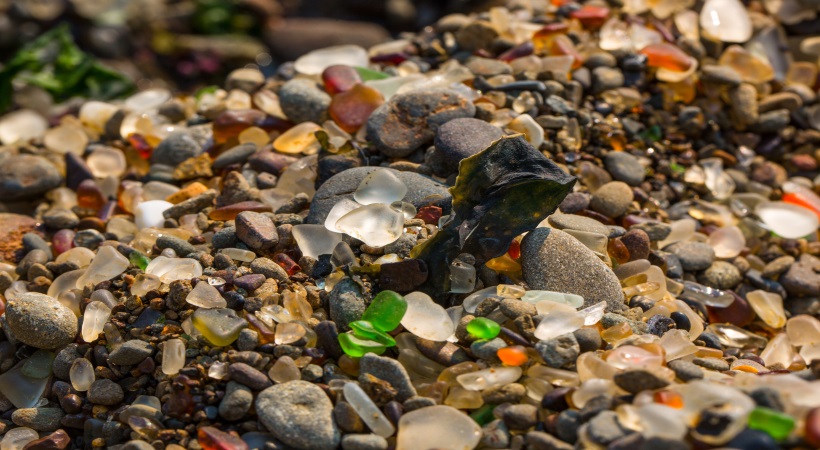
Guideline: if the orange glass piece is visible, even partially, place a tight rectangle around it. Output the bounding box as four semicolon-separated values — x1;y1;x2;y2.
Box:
497;346;528;366
128;133;153;159
607;238;630;265
507;239;521;260
570;5;610;29
662;78;697;105
485;254;522;273
549;34;584;69
601;322;632;343
77;179;106;210
198;426;249;450
532;24;569;55
246;313;276;344
273;253;301;276
329;84;385;133
732;365;760;373
694;347;723;359
208;201;272;220
654;390;683;409
639;43;693;72
212;109;291;145
782;192;820;219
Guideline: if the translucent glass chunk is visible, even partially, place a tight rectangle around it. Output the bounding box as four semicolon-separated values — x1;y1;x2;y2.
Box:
353;169;408;206
70;358;95;391
401;292;455;342
186;281;227;309
82;301;112;342
145;256;203;283
335;204;405;247
162;338;186;375
292;224;344;258
76;246;129;289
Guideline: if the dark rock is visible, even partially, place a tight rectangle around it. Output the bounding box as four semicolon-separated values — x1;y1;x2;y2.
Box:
150;131;202;166
0;155;61;200
279;78;331;124
379;259;428;292
431;118;505;176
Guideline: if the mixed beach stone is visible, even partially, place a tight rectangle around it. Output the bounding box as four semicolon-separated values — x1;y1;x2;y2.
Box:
0;0;817;448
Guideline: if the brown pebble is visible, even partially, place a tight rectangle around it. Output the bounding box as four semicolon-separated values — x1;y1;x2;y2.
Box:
621;229;650;261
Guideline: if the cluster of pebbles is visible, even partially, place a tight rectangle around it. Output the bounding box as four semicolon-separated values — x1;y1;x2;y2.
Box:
0;0;819;449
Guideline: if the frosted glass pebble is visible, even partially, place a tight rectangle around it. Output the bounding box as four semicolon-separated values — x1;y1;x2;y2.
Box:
700;0;752;43
162;338;185;375
142;181;179;201
390;201;417;220
335;204;405;247
134;200;174;230
523;290;584;308
462;287;498;313
268;356;301;384
186;281;226;309
534;310;584;340
90;290;118;308
343;382;395;437
82;301;112;342
273;122;322;154
125;88;171;112
209;361;228;380
401;292;455;342
755;201;819;239
578;302;607;326
0;109;47;145
508;114;544;148
786;315;820;346
637;403;688;439
294;45;369;75
396;405;481;450
145;256;203;283
43;124;88;155
760;333;795;368
324;199;362;233
221;248;256;263
746;290;786;329
292;224;343;258
353;169;408;205
87;147;126;178
75;246;129;289
48;269;86;303
131;273;162;297
0;427;39;450
457;366;522;391
708;226;745;258
79;101;118;132
658;218;696;247
69;358;94;391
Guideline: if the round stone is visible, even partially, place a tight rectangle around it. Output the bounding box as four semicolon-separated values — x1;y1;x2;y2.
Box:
87;379;124;405
603;152;645;186
256;380;340;450
521;228;624;312
0;155;61;200
589;181;633;217
279;78;331;124
665;241;716;271
5;293;78;349
431;118;506;176
150;131;202;166
700;261;743;290
367;88;476;158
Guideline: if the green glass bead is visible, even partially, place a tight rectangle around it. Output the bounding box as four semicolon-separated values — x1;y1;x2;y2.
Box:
338;332;387;358
361;290;407;332
470;404;496;425
349;320;396;347
748;407;795;440
129;251;151;271
466;317;501;339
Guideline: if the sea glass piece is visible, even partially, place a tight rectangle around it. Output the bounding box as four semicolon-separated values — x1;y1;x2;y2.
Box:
162;338;185;375
760;333;795;367
462;287;499;313
134;200;174;230
274;322;307;345
700;0;752;43
186;281;227;309
0;361;49;408
82;301;112;342
719;45;775;84
294;45;369;75
322;65;362;95
395;405;481;450
466;318;501;340
786;315;820;346
457;366;522;391
132;273;161;297
338;332;387;357
268;355;301;384
75;246;129;288
329;84;384;133
70;358;94;391
87;147;126;178
335;204;405;247
523;290;584;308
361;290;407;332
708;226;745;258
198;426;249;450
324;199;361;233
145;256;203;283
746;290;786;329
639;43;693;71
534;310;584;340
755;201;819;238
292;224;343;258
0;427;39;450
449;259;476;294
344;382;396;437
191;308;247;347
400;292;455;342
353;169;408;206
273;122;322;154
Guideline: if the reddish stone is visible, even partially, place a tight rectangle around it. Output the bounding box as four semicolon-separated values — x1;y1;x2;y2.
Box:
415;205;443;225
322;65;362;95
0;213;40;262
329;84;385;133
76;179;106;210
707;291;756;327
570;5;610;28
198;426;249;450
806;408;820;448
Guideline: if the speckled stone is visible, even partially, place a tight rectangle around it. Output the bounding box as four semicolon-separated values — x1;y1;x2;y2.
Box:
5;293;78;349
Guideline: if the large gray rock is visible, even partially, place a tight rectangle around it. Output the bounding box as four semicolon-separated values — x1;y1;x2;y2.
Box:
0;155;61;200
256;380;340;450
5;292;77;349
306;167;452;225
367;88;476;158
431;118;506;176
521;228;624;312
